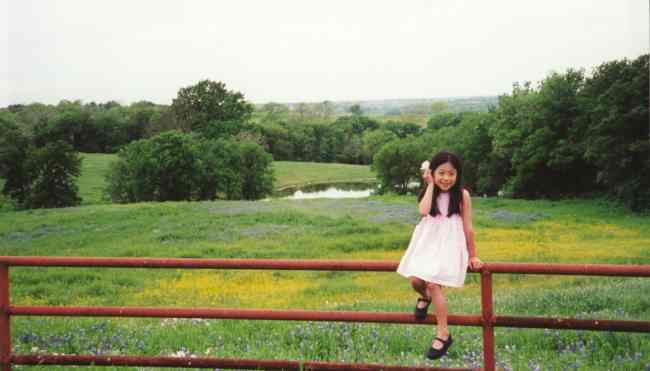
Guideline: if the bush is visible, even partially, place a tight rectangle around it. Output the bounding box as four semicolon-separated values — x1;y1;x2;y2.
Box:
105;131;199;202
105;131;275;203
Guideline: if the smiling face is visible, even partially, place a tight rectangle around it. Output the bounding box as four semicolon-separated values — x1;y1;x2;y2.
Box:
433;161;457;192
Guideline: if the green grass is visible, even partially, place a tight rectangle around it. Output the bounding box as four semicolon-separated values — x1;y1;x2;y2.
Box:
78;153;116;205
272;161;376;190
76;153;376;204
1;194;649;369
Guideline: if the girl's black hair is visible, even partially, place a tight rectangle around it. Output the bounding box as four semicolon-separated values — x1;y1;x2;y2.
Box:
417;150;464;217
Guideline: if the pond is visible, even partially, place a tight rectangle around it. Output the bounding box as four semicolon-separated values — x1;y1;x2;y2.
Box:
275;182;378;199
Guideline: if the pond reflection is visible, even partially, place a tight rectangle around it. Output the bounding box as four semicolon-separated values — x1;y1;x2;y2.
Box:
276;182;377;199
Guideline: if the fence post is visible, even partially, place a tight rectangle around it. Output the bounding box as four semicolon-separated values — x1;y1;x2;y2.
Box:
0;265;10;371
480;270;495;371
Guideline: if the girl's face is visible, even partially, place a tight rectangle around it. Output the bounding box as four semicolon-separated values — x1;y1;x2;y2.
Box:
433;161;457;192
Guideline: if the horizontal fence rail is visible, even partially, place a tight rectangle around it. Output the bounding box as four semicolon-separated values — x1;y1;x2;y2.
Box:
1;257;649;371
11;354;474;371
2;256;650;276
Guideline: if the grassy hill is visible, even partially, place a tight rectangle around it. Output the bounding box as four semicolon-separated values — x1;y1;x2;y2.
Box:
78;153;376;205
1;193;649;369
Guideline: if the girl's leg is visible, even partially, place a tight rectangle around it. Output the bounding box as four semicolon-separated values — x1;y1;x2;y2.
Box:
429;283;449;349
410;277;430;308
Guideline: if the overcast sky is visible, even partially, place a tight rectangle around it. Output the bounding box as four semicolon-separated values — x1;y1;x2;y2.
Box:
2;0;648;107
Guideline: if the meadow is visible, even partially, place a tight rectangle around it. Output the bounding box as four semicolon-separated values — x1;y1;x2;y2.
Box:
1;155;649;370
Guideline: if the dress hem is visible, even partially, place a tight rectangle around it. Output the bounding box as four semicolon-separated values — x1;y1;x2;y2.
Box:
396;271;465;288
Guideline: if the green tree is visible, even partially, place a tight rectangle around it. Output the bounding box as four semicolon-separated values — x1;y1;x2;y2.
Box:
372;138;426;194
196;138;243;200
427;112;462;130
348;104;363;116
239;140;275;200
0;117;31;204
33;102;91;149
105;131;199;202
258;122;292;160
22;141;82;209
581;54;650;210
361;129;397;164
491;70;594;198
381;121;421;138
171;80;254;133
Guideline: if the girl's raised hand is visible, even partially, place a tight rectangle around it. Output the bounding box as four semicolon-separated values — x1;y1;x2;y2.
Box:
421;168;434;185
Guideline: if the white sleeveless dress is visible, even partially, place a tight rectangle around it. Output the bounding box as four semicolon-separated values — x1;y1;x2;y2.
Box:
396;192;469;287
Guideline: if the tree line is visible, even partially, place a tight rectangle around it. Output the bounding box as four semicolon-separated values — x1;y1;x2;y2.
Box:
374;54;648;211
0;53;647;211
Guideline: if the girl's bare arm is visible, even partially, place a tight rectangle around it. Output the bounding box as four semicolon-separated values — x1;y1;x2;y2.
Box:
462;189;477;258
419;170;434;216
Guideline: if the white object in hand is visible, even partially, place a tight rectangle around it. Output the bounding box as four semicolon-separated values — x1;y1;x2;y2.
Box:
420;160;430;170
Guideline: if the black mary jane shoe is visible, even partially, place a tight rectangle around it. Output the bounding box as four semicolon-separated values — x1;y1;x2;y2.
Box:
414;297;431;320
426;334;453;360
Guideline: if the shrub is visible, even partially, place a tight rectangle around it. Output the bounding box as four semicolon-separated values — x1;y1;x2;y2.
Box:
105;131;274;203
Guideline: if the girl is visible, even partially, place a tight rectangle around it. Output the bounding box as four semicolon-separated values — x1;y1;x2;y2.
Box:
396;150;483;360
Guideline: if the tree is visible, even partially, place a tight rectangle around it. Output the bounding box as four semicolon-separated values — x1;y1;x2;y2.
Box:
171;80;254;133
196;138;243;200
490;70;595;198
105;131;199;202
381;121;421;138
427;112;462;130
348;104;363;116
239;140;275;200
0;117;31;204
581;54;650;210
33;102;91;149
1;113;83;209
22;141;82;209
259;102;290;122
361;129;397;164
372;138;426;194
258;122;292;160
147;107;181;136
333;115;379;135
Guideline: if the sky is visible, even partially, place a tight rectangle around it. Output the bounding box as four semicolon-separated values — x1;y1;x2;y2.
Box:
2;0;648;107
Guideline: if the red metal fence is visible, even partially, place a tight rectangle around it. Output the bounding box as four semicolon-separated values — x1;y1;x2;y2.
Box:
1;256;649;371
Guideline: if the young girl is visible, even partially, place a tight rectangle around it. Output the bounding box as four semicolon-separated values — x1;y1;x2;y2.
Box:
396;150;483;360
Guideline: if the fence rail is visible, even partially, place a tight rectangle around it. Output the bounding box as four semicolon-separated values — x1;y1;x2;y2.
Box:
1;256;649;371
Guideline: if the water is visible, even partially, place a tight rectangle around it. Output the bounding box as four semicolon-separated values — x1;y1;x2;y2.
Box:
276;182;377;199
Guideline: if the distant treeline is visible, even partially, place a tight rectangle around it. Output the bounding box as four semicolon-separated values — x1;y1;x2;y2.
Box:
1;54;648;210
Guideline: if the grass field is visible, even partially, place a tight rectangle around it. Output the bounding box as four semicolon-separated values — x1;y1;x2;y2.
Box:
2;190;650;369
78;153;376;205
